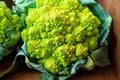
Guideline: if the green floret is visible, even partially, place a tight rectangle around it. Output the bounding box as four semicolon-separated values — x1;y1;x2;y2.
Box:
0;1;21;55
76;43;88;58
86;36;99;52
43;58;61;74
27;40;42;59
78;7;101;28
21;0;101;74
53;45;76;67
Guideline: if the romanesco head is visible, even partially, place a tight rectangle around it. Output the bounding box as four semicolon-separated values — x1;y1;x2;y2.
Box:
21;0;101;74
0;1;21;53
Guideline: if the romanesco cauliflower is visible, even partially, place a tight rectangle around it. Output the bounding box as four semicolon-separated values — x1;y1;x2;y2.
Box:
0;1;21;60
21;0;101;74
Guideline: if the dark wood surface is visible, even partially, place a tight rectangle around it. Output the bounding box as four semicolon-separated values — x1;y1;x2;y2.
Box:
0;0;120;80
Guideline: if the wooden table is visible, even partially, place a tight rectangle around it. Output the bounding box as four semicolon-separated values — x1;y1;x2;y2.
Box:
0;0;120;80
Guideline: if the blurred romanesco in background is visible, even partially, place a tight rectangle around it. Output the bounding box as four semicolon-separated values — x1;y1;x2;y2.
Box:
0;1;21;60
21;0;101;74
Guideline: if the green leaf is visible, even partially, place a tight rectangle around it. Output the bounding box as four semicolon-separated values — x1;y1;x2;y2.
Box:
90;46;111;67
0;46;4;61
99;16;112;45
58;59;86;80
82;56;95;70
58;75;71;80
71;59;86;75
40;72;54;80
12;6;23;16
79;0;96;5
13;0;36;15
21;37;28;55
59;67;70;75
24;2;36;14
26;61;47;73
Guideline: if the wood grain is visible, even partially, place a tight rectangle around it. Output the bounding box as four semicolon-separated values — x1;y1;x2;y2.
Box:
0;0;120;80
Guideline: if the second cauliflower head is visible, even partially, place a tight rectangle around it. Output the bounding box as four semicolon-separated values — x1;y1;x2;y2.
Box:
0;1;21;60
21;0;101;74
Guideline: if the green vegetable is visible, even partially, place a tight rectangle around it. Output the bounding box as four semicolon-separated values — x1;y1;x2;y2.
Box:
21;0;101;74
0;1;21;60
